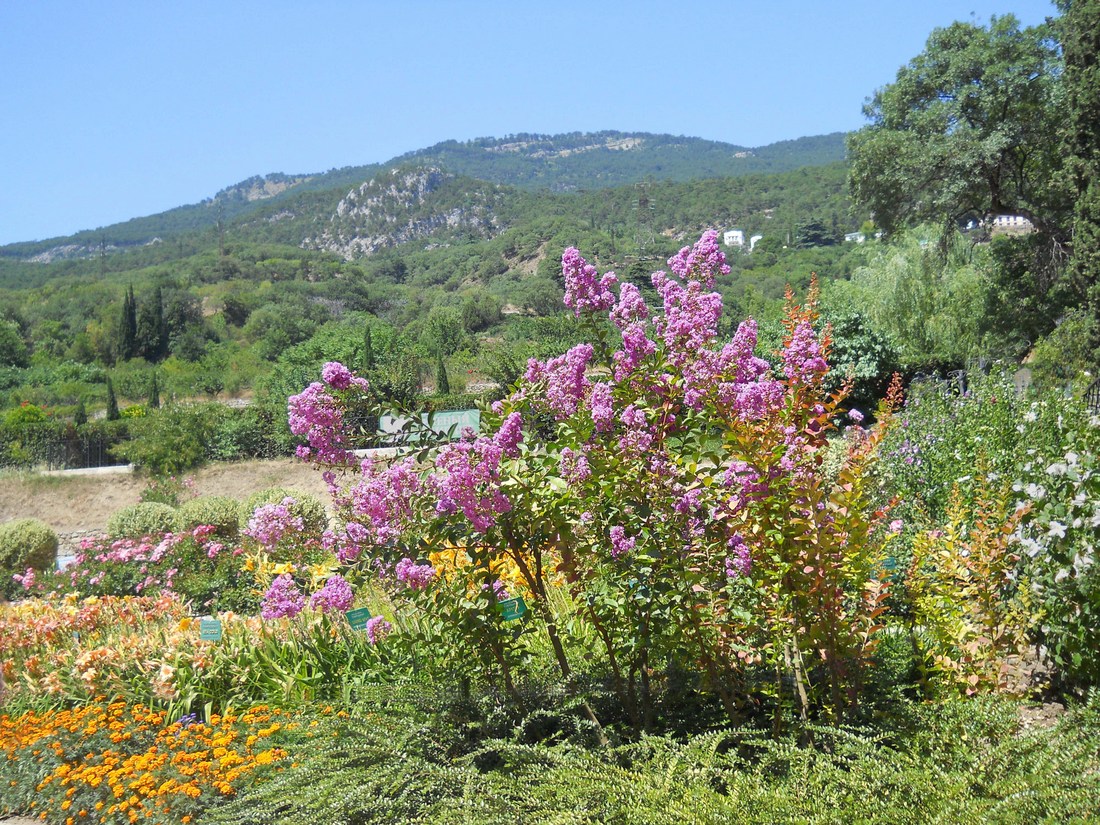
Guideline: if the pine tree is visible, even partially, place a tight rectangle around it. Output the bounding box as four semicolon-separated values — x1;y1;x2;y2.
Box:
105;377;120;421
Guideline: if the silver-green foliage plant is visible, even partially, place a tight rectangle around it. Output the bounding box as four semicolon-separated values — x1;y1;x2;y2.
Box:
176;496;243;538
107;502;178;539
0;517;57;596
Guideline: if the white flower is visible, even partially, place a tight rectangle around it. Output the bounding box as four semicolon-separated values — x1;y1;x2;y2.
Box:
1025;483;1047;500
1066;451;1079;465
1072;551;1093;573
1047;462;1068;477
1048;521;1067;539
1055;568;1070;583
1023;409;1038;423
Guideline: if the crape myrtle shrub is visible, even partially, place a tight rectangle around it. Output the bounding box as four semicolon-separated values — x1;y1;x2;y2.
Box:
279;232;900;729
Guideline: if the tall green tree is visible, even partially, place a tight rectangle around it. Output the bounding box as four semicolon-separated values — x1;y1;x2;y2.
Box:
848;15;1068;235
1059;0;1100;350
105;377;120;421
118;285;137;361
136;285;167;362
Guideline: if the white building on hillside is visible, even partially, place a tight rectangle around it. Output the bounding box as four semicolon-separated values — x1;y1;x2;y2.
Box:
723;229;745;248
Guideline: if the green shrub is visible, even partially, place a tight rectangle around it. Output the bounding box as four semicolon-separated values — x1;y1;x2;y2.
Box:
0;517;58;598
107;502;178;539
176;496;243;538
242;487;328;534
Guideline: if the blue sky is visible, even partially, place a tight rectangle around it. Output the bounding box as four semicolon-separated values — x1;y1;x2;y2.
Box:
0;0;1058;245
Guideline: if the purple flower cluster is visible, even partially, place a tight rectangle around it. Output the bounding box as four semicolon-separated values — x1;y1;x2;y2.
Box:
310;573;354;614
346;458;423;550
667;230;730;289
244;498;305;550
651;272;723;367
783;321;829;385
288;382;350;464
559;447;591;484
562;247;617;316
612;322;657;382
365;615;392;644
610;282;649;329
432;432;512;533
725;535;752;578
261;573;306;619
618;404;654;455
288;363;369;464
494;412;524;458
588;382;615;432
395;557;436;590
609;526;636;559
524;344;594;419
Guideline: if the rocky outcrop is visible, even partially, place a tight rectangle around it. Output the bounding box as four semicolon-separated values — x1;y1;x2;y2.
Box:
304;167;501;260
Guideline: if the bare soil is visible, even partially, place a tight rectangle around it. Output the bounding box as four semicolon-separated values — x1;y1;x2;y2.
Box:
0;459;331;535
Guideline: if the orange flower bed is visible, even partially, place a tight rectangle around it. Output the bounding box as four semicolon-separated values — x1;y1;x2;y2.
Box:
0;701;293;824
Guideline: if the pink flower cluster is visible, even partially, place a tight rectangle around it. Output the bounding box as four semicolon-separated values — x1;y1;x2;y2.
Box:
559;447;591;484
288;362;369;465
395;557;436;590
588;382;615;432
345;457;423;551
365;615;392;644
667;230;730;288
783;321;829;385
609;526;636;559
261;573;306;619
288;382;350;464
725;535;752;578
651;272;724;366
310;573;355;613
562;247;617;316
618;405;654;455
432;432;513;533
244;498;305;550
525;344;594;419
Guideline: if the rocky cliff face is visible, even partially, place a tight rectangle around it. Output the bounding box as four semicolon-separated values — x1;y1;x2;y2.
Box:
214;174;313;203
304;167;502;260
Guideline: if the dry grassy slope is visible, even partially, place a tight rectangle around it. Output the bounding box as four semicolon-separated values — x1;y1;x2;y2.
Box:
0;459;332;535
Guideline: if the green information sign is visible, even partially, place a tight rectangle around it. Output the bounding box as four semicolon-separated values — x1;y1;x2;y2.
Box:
498;597;528;622
345;607;373;631
199;619;223;641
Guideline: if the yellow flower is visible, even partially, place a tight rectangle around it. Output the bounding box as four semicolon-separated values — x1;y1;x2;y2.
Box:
271;562;296;576
177;617;193;632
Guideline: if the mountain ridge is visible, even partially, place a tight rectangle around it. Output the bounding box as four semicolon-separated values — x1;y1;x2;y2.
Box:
1;131;846;261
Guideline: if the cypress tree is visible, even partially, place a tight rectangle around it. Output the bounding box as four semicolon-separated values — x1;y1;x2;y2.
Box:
148;372;160;409
105;377;120;421
361;325;376;372
435;354;450;396
118;285;137;361
137;285;167;361
1060;0;1100;349
74;399;88;427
